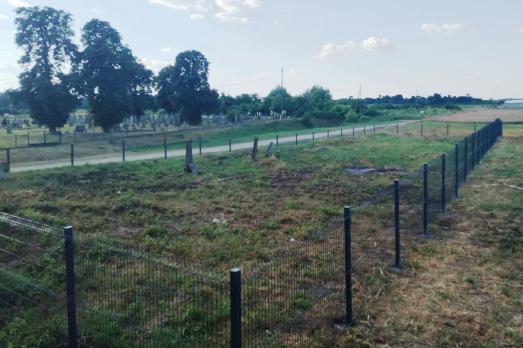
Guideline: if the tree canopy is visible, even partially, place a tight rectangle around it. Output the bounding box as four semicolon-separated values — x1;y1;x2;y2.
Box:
156;50;218;125
78;19;152;132
15;6;79;132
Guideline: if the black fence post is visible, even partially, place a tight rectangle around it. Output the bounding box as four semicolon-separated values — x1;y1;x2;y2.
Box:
59;132;62;144
27;132;30;146
230;267;242;348
164;137;168;159
472;132;476;169
327;130;330;138
464;137;468;182
199;137;202;155
312;131;315;141
343;206;353;325
363;125;366;134
122;139;126;162
340;128;343;136
446;123;449;136
454;144;459;198
422;163;429;235
353;128;355;137
481;127;485;160
295;134;298;145
373;124;376;133
64;226;78;348
441;154;446;213
421;123;424;137
229;139;232;152
70;144;74;166
5;148;10;173
44;131;47;144
394;180;401;269
396;123;399;134
276;135;279;146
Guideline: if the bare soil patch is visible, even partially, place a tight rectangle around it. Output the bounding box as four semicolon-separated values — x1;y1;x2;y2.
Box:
429;108;523;123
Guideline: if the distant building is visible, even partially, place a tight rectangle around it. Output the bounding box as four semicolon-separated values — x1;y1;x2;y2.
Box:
500;99;523;109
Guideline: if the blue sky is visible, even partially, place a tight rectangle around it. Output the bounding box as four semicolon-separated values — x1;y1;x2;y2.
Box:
0;0;522;99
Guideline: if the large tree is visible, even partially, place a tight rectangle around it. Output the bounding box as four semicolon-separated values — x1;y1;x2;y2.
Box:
156;50;218;125
15;6;79;132
78;19;152;132
262;87;294;116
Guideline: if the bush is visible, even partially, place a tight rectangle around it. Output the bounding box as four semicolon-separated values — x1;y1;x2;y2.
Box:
305;110;345;125
445;105;462;111
301;116;313;128
344;110;360;123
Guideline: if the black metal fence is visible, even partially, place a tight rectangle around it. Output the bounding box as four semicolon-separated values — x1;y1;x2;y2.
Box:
0;119;502;347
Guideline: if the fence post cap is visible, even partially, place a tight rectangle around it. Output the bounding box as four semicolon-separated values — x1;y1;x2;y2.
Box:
230;267;241;273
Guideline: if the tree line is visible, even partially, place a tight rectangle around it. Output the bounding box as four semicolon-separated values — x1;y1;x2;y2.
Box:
12;6;217;132
3;6;501;133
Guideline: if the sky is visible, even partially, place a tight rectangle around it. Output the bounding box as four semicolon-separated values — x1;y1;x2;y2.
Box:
0;0;522;99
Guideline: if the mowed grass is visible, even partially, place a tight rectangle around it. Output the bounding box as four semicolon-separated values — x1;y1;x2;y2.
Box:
0;132;458;270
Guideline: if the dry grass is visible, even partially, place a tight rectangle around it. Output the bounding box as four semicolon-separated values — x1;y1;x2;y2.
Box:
429;108;523;123
335;136;523;347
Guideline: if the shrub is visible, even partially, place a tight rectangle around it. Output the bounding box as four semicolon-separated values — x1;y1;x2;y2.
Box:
301;116;313;128
305;110;345;125
445;105;462;111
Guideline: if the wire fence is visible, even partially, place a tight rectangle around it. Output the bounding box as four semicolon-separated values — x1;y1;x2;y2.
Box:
0;120;479;173
0;119;502;347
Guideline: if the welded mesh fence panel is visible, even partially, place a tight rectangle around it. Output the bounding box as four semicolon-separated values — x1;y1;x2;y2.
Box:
242;218;345;347
0;213;68;347
73;237;230;348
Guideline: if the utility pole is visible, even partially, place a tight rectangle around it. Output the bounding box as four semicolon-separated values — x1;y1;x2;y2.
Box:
280;67;284;120
357;84;362;113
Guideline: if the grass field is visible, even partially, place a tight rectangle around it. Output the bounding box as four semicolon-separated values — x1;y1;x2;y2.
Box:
1;121;521;346
0;132;458;269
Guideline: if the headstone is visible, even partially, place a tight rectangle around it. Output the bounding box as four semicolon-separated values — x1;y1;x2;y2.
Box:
265;142;273;157
251;137;259;160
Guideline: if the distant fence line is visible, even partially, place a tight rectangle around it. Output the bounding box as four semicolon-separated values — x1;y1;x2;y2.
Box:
1;120;483;173
0;120;503;347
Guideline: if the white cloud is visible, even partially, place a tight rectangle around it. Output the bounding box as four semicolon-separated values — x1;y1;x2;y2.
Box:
288;68;296;75
149;0;211;12
421;23;469;34
318;41;357;59
215;11;248;22
149;0;263;22
7;0;30;7
360;36;392;51
0;13;9;19
190;13;205;20
139;58;170;73
160;47;172;52
318;37;392;59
